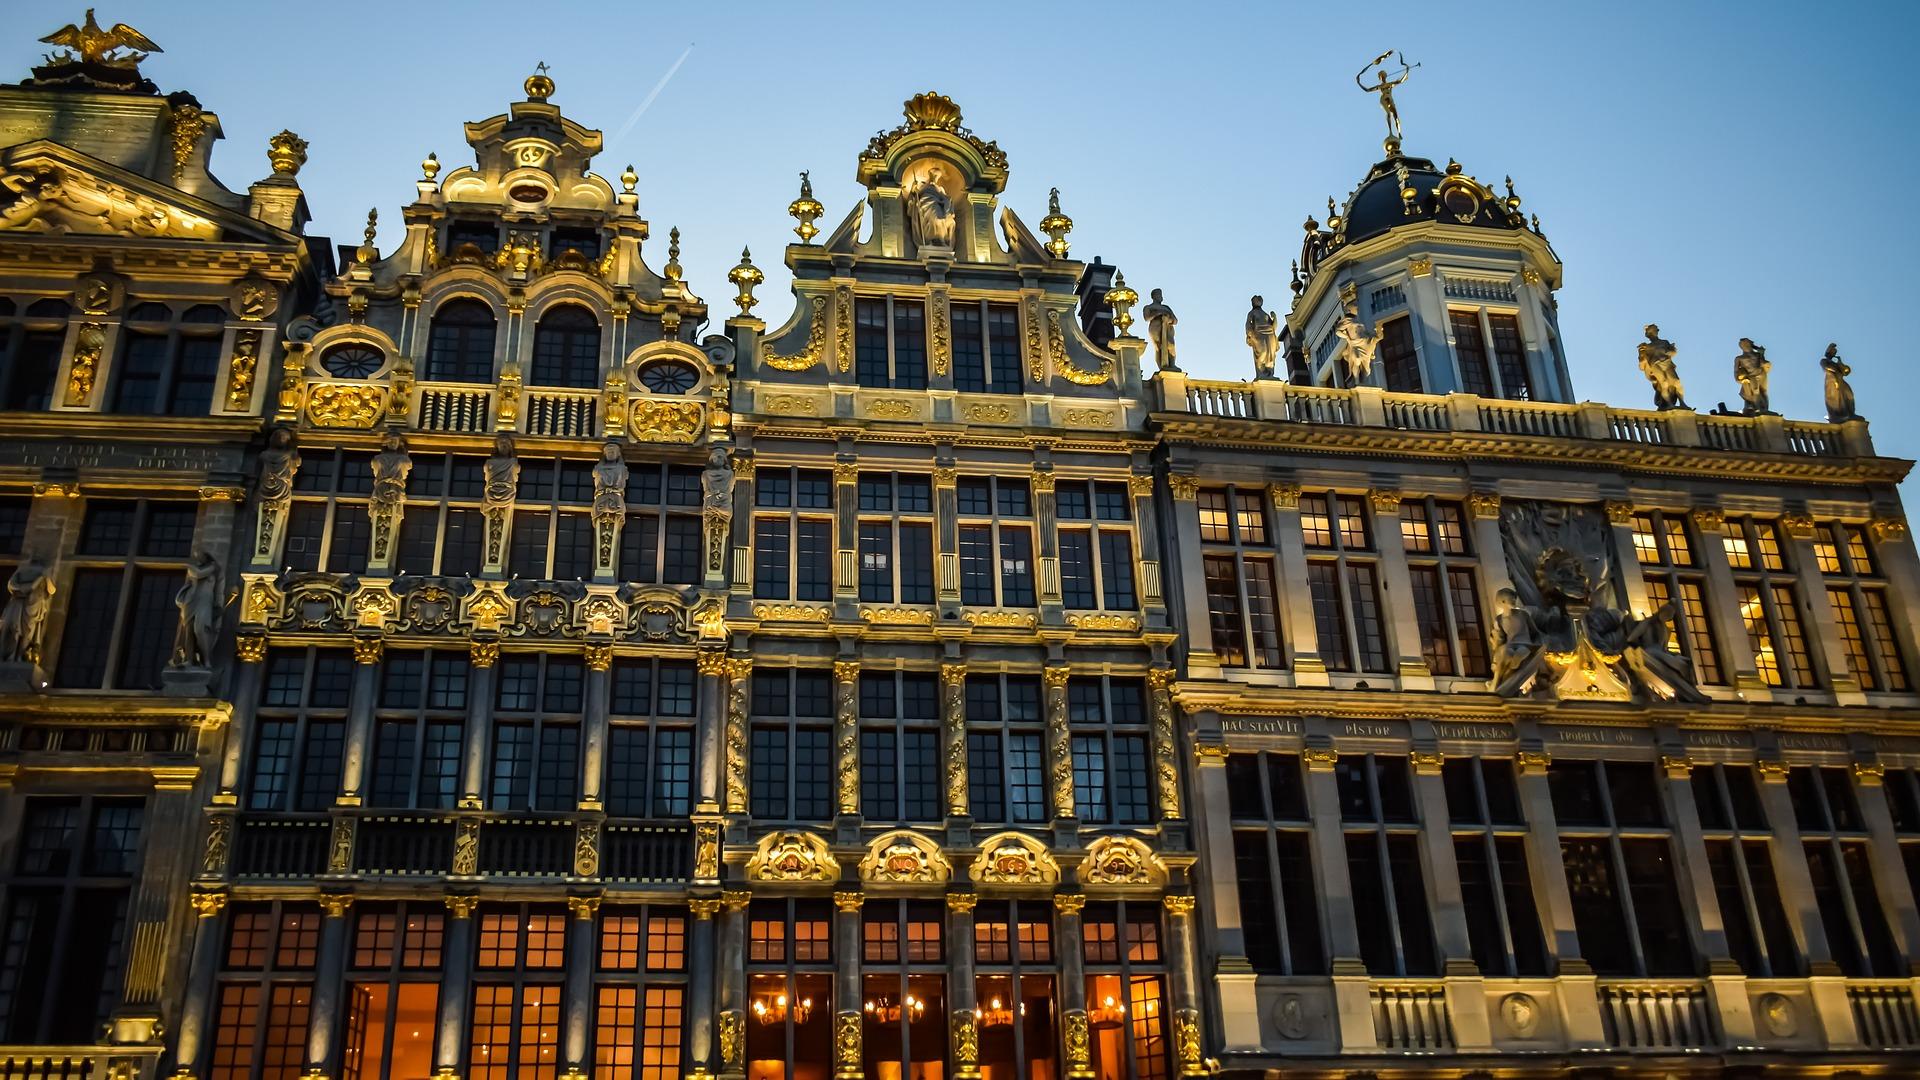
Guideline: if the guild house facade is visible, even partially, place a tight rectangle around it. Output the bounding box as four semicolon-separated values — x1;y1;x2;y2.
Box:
0;15;1916;1080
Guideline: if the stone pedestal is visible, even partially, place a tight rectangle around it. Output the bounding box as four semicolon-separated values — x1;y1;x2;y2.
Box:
0;660;46;693
162;664;214;698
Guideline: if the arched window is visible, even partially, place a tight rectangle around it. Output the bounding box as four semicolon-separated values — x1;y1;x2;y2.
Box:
637;360;698;395
320;343;385;379
530;305;601;389
424;299;497;383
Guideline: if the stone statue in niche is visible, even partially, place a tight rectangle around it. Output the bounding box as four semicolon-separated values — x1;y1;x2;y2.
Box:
172;551;229;669
1492;500;1708;703
1734;338;1771;415
0;557;55;667
1245;296;1280;380
1637;323;1688;411
904;164;956;249
1142;289;1178;373
593;442;629;518
257;427;300;507
484;435;519;508
1821;343;1858;423
703;448;733;516
369;433;410;514
1332;300;1385;386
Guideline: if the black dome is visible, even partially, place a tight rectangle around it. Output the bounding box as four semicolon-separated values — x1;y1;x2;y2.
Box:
1338;154;1526;246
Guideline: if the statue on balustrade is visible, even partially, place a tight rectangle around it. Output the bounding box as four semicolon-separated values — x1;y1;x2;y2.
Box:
1245;296;1279;380
172;551;230;670
1143;289;1178;373
1821;343;1858;423
904;164;956;249
1332;300;1384;386
1637;324;1689;411
1493;500;1708;703
484;435;519;508
0;557;54;667
1734;338;1771;415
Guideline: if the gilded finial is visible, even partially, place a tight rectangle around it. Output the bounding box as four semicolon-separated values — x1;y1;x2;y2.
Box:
421;153;439;182
1290;260;1304;296
1325;196;1343;233
1530;212;1542;234
1503;175;1521;211
356;208;378;265
620;164;637;194
728;247;764;317
267;130;308;177
524;61;554;102
665;227;682;281
788;171;824;244
1039;187;1074;259
1103;271;1139;338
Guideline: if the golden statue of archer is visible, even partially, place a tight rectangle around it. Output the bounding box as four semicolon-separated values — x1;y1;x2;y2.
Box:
1356;50;1419;144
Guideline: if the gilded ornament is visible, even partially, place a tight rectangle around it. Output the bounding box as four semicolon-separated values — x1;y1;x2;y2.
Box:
728;248;763;316
1755;760;1789;782
1268;483;1302;510
745;830;840;883
1148;674;1182;819
1174;1010;1205;1077
969;833;1060;887
765;393;819;415
751;603;831;623
1689;506;1726;534
763;296;828;372
1103;271;1138;337
627;399;705;444
1067;613;1138;632
567;894;602;920
1063;1011;1093;1079
189;890;228;918
1368;489;1405;514
268;130;308;177
945;892;979;913
1167;474;1201;501
789;171;825;244
469;639;500;668
695;821;721;881
929;287;951;376
835;286;854;373
1128;474;1155;497
858;832;952;884
861;606;934;625
1039;187;1074;259
1061;408;1113;428
868;398;918;420
1408;255;1433;277
444;894;481;919
833;890;866;912
951;1010;980;1075
1409;750;1444;775
1080;835;1165;888
574;820;601;877
1779;512;1816;539
964;403;1014;423
1660;754;1694;779
835;672;859;815
1024;295;1045;384
688;898;724;920
834;1012;862;1080
234;634;268;663
225;332;262;411
719;1011;744;1069
306;384;386;428
1853;761;1887;786
200;815;231;876
1302;746;1339;771
168;102;208;182
1163;894;1197;917
451;818;481;876
1052;311;1113;386
318;894;355;919
1602;500;1634;525
352;635;384;665
1515;750;1551;775
964;609;1037;629
1871;515;1910;543
66;322;106;405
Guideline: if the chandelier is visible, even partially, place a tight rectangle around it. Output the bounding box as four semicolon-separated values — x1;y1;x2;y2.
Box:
752;993;814;1025
863;994;928;1024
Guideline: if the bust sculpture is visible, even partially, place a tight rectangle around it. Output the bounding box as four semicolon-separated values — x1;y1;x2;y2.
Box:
1821;343;1858;423
1637;324;1688;411
904;165;956;249
1734;337;1771;415
1142;289;1178;373
1245;296;1280;380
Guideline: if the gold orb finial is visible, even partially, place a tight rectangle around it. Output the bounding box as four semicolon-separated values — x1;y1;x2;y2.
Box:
664;226;682;282
524;61;554;102
620;164;637;194
355;208;378;265
1104;271;1140;338
421;153;439;182
1039;186;1073;260
267;130;308;177
788;170;824;244
728;247;764;316
902;91;963;132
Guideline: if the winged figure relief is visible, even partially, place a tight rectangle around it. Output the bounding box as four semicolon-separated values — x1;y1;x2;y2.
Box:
41;9;162;68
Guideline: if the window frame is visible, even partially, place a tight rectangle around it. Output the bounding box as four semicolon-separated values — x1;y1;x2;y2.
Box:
1401;497;1489;679
1629;510;1723;686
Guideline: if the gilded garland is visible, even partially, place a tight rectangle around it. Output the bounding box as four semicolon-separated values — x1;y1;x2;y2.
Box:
762;295;827;371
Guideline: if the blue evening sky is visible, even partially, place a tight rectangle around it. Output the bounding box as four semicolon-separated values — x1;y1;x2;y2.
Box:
13;1;1919;469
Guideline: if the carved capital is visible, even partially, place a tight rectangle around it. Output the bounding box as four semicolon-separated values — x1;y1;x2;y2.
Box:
1053;893;1087;916
1043;665;1072;689
584;644;612;672
833;460;859;484
1603;500;1635;525
1871;515;1910;544
833;660;861;684
1162;894;1197;917
1146;668;1176;691
1853;761;1886;786
1780;512;1816;539
1167;474;1200;502
190;890;229;918
1302;746;1339;772
235;634;268;663
468;639;499;668
1660;754;1693;779
199;486;245;502
445;894;481;919
725;657;754;681
688;898;724;920
1515;750;1551;776
1030;468;1056;495
722;890;753;911
697;648;729;677
833;890;865;912
567;895;602;920
941;661;967;685
1128;473;1154;498
1368;489;1404;515
1689;507;1726;534
1408;750;1444;775
1755;760;1790;783
945;892;978;913
318;893;355;918
1268;483;1302;510
352;636;384;665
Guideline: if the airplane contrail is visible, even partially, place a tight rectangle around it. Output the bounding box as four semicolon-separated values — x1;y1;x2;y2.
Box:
612;42;695;145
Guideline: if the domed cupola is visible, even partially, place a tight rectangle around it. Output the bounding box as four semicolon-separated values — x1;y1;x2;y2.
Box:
1280;56;1571;404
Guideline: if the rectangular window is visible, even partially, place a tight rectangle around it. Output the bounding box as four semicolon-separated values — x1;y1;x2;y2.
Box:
1487;313;1533;399
1377;315;1421;393
1224;753;1324;975
1449;309;1494;397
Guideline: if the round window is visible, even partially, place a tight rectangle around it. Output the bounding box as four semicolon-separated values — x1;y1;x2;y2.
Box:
638;360;699;394
321;343;385;378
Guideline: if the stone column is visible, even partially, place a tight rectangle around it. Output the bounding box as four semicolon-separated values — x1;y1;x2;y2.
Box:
1851;763;1920;962
459;640;498;809
946;893;980;1080
1054;894;1092;1080
1367;491;1436;691
170;891;229;1075
580;645;612;810
722;657;752;816
1044;665;1075;825
833;891;864;1080
1753;761;1854;1048
218;636;269;803
1782;518;1868;704
834;659;861;823
833;460;858;615
1128;472;1167;614
337;636;383;805
941;661;969;820
1514;751;1605;1047
1145;670;1182;821
563;896;599;1078
1408;751;1491;1049
1193;743;1257;1050
1304;747;1372;1051
1267;484;1328;686
933;465;961;618
718;891;751;1080
436;896;478;1076
1162;896;1206;1077
689;898;723;1075
305;894;354;1078
1033;466;1062;621
1865;516;1920;676
1163;474;1219;678
695;648;728;812
1683;506;1769;699
1660;756;1754;1043
1466;494;1513;599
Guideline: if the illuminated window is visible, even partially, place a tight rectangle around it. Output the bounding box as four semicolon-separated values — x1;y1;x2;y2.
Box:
208;902;321;1080
1299;494;1389;674
746;899;833;1080
1726;519;1817;689
975;900;1058;1080
1084;901;1170;1080
1632;511;1722;686
1402;498;1487;678
1815;523;1910;691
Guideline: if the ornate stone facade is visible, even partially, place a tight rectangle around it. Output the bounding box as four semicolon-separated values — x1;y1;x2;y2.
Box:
0;16;1915;1080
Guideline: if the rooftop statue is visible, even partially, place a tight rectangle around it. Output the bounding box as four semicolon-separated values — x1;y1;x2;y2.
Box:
1734;337;1771;415
1143;289;1178;373
1637;323;1689;411
1821;343;1858;423
40;9;161;69
1332;300;1385;386
1245;296;1279;381
1357;50;1419;148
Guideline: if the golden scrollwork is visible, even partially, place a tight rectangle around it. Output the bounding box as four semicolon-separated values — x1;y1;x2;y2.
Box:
969;833;1060;887
352;635;384;665
835;286;854;373
452;817;480;875
929;288;951;376
951;1010;979;1076
307;384;386;428
964;402;1015;423
235;634;268;662
66;322;106;405
469;639;500;668
1174;1009;1205;1077
1061;408;1114;428
868;399;918;420
766;393;819;415
583;643;613;672
1515;749;1551;775
695;821;721;881
1051;311;1113;386
189;890;228;918
763;296;828;371
859;831;952;885
1024;295;1045;384
963;610;1036;629
751;603;832;623
1063;1010;1093;1079
1080;834;1166;888
861;607;934;625
1067;613;1138;632
835;671;859;815
628;399;705;444
201;815;231;876
1148;672;1182;820
719;1011;744;1069
226;331;261;411
745;830;840;883
834;1012;862;1079
574;820;601;877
